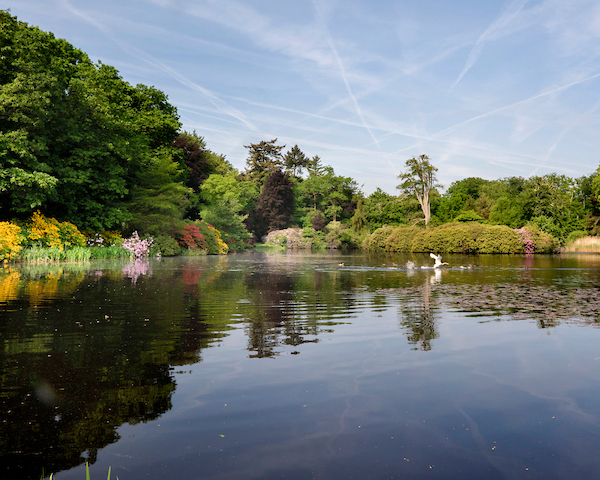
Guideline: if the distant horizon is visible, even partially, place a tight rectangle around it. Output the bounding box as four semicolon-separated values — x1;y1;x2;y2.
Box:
6;0;600;194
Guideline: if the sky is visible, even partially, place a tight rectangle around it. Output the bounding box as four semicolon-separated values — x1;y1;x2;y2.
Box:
5;0;600;195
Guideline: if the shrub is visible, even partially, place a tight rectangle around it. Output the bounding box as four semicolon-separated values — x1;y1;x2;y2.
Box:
478;225;521;253
455;210;484;222
0;222;22;261
365;222;554;254
24;211;86;249
196;222;228;255
155;234;182;256
363;226;397;252
178;225;207;251
566;230;587;245
122;231;154;258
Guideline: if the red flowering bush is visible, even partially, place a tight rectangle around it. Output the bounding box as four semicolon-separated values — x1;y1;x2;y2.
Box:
179;225;208;250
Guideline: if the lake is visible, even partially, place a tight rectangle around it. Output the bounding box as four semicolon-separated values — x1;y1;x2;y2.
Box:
2;251;600;479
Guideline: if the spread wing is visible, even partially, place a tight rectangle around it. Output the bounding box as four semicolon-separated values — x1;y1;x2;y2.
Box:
430;253;441;261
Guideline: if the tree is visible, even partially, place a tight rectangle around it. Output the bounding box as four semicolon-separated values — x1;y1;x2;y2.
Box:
0;11;182;230
199;174;255;249
283;145;309;177
252;170;294;239
397;155;440;227
243;139;285;184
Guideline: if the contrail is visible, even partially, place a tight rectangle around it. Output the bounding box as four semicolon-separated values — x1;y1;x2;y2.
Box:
312;0;382;151
452;0;528;89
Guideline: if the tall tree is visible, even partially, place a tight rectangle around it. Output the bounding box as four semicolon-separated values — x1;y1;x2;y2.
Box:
252;170;294;239
243;139;284;184
397;155;440;227
283;145;309;177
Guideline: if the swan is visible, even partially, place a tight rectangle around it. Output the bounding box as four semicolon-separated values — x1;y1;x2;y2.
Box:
405;261;416;269
421;253;449;269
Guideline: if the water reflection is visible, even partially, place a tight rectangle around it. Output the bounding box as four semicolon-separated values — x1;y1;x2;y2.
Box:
1;252;600;479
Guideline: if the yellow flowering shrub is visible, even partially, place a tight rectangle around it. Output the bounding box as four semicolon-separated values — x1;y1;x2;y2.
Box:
0;222;23;261
25;211;86;249
206;224;229;255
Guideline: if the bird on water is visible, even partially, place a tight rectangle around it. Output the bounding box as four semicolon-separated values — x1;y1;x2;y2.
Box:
422;253;449;269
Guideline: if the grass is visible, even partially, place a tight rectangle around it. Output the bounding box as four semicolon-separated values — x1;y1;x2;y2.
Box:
19;245;131;262
563;235;600;252
42;462;117;480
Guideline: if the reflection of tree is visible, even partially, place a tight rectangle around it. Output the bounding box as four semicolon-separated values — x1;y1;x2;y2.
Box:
398;273;440;351
0;262;229;479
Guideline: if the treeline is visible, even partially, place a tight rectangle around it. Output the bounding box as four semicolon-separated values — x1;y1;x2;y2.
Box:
2;10;600;256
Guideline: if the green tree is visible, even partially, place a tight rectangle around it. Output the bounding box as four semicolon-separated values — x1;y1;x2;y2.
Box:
243;139;285;184
396;155;440;226
283;144;310;177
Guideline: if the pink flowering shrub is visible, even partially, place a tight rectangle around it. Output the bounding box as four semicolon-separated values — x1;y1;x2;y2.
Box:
515;228;534;254
122;231;154;258
264;228;311;249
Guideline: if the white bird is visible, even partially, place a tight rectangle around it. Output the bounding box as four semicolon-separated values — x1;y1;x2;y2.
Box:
423;253;449;269
405;260;416;269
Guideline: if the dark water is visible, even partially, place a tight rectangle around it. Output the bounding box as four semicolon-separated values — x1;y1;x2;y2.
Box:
2;251;600;480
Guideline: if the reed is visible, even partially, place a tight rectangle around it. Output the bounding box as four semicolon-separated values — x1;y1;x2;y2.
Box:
89;245;132;259
564;235;600;252
21;246;65;262
42;463;116;480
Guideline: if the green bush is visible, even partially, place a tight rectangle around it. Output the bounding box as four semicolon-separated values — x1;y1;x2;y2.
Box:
363;226;397;252
364;222;556;254
478;225;521;253
154;234;181;256
566;230;587;245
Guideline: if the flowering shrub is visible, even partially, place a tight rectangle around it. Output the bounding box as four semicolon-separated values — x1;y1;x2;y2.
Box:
87;233;105;247
265;228;310;249
206;224;228;255
24;211;86;249
515;228;534;254
179;225;208;250
87;230;124;247
122;231;154;258
0;222;23;261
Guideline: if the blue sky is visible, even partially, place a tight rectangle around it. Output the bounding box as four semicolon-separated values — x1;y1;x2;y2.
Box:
6;0;600;194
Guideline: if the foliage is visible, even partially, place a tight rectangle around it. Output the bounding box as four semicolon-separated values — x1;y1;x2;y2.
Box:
454;210;484;222
365;222;540;254
323;221;361;249
515;228;534;254
153;234;181;256
396;154;440;226
243;139;285;185
122;231;153;258
0;221;22;260
283;144;310;177
252;170;294;240
126;151;191;237
566;230;587;244
23;211;86;249
264;228;310;249
178;225;207;251
196;222;228;255
0;11;181;230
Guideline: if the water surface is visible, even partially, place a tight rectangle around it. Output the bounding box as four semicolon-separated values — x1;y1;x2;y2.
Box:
2;252;600;479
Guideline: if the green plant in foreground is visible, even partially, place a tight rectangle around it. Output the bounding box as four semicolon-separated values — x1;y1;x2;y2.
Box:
42;462;117;480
